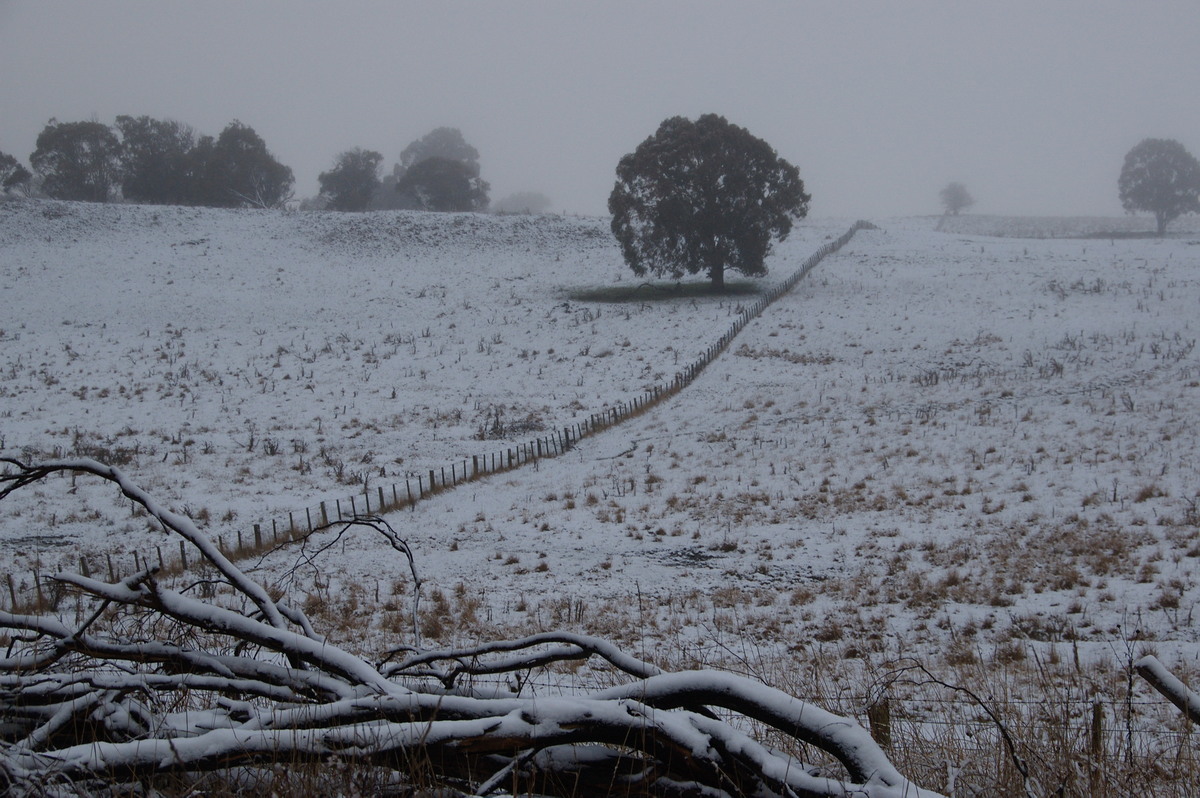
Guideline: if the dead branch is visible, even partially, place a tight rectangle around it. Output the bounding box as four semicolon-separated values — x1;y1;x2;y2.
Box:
1135;654;1200;724
0;458;943;797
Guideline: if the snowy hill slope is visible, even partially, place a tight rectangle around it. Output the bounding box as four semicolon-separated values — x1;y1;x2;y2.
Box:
3;200;1200;674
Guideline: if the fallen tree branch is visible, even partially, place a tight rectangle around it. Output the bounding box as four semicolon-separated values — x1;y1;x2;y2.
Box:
0;458;943;797
1135;654;1200;724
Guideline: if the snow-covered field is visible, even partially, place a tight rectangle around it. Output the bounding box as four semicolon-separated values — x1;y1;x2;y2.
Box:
4;198;1200;680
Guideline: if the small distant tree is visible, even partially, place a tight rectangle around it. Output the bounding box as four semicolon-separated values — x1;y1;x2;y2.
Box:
492;191;552;215
114;115;197;205
318;148;383;211
394;156;490;212
608;114;809;290
190;121;294;209
939;182;974;215
1118;138;1200;235
30;119;123;202
0;150;32;195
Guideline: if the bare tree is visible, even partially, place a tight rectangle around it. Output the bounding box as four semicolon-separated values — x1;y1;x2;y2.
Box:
0;457;942;797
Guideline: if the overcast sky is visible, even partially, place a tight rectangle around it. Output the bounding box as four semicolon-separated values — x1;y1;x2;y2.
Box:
2;1;1198;218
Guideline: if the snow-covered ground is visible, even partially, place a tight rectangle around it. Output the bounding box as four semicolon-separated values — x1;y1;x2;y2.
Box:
3;198;1200;677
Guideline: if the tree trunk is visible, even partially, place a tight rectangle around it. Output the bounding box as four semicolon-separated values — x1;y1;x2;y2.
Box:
709;264;725;291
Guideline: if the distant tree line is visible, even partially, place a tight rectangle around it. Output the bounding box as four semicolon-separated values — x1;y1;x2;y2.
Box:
0;116;294;208
3;119;545;215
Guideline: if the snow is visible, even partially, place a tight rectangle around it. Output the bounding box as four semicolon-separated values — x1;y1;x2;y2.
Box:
4;197;1200;678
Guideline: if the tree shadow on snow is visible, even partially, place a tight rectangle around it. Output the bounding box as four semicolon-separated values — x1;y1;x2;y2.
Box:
568;279;764;303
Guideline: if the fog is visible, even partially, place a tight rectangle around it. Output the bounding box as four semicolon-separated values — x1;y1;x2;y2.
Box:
2;1;1198;218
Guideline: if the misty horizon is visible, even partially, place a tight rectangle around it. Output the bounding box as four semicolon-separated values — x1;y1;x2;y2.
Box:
2;1;1198;219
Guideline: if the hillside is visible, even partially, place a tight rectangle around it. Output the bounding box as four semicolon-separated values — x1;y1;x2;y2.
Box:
6;199;1200;791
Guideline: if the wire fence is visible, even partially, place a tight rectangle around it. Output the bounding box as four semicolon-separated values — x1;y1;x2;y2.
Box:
4;221;875;609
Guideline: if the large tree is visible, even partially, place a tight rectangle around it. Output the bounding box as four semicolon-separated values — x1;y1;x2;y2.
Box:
394;156;489;212
1118;138;1200;235
372;127;485;211
29;119;123;202
608;114;810;290
318;147;383;211
114;115;197;205
939;181;974;215
0;150;32;195
193;121;294;209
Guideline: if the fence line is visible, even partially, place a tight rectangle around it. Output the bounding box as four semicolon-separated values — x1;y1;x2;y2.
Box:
3;221;875;610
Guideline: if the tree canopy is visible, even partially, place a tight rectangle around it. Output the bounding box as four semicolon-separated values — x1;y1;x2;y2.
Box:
318;147;383;211
608;114;810;290
368;127;488;211
115;115;197;205
0;150;32;194
939;182;974;215
30;120;123;202
394;156;489;212
1118;138;1200;235
399;126;479;171
197;121;295;209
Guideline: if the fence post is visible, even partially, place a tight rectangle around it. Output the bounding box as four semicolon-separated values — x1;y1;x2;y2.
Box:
867;700;892;748
178;540;187;571
320;501;328;526
379;485;386;511
1090;701;1104;792
5;573;15;610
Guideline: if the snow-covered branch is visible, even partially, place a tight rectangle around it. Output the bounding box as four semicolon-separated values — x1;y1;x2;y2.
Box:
0;458;942;797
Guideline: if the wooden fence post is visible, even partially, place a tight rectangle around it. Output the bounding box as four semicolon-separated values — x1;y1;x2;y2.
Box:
867;700;892;749
5;573;15;610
